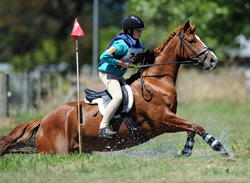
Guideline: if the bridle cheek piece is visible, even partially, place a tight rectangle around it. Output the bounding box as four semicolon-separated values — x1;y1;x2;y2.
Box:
178;31;211;66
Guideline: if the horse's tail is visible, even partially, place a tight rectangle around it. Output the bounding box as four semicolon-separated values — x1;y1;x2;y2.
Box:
0;118;42;155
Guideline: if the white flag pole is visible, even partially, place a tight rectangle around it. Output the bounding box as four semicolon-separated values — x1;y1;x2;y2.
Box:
75;39;82;153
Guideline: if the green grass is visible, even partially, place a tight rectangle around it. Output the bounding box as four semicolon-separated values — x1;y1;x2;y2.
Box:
0;101;249;183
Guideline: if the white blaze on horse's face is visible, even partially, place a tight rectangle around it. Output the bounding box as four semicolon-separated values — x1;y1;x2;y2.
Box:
195;35;218;70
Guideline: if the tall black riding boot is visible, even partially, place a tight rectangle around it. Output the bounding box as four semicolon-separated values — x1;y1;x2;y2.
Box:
99;126;117;138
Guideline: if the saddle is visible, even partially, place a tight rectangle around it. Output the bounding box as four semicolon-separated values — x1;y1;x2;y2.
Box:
84;79;134;118
84;79;147;143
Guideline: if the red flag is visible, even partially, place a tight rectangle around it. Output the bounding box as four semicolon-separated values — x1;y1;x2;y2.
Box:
71;18;85;40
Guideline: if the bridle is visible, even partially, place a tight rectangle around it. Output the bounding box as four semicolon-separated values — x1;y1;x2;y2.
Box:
138;30;212;101
131;30;212;69
178;30;211;66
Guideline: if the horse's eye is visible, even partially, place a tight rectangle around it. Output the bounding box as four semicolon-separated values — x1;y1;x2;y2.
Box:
188;39;195;44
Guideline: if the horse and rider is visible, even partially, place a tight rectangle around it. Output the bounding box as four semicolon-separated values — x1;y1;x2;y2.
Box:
0;15;229;157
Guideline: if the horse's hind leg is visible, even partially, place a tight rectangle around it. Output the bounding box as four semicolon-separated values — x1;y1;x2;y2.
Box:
162;113;229;156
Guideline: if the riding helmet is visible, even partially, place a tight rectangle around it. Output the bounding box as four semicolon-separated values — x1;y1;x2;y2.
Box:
121;15;146;30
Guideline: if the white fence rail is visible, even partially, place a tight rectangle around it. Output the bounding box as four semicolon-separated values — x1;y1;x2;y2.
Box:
0;72;72;117
0;74;9;117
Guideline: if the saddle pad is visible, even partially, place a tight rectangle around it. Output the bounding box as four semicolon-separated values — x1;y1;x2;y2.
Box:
84;83;134;117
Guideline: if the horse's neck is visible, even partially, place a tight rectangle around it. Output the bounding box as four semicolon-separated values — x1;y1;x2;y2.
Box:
148;40;180;85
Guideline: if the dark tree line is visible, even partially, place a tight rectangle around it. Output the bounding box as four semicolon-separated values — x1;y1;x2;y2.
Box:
0;0;249;71
0;0;126;71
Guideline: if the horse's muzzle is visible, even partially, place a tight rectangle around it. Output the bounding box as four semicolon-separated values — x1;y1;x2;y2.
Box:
202;51;218;70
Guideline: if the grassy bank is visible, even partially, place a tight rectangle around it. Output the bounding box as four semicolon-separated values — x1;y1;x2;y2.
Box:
0;101;249;183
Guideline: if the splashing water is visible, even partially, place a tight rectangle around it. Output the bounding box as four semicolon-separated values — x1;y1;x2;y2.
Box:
97;116;235;158
195;116;234;157
97;138;181;158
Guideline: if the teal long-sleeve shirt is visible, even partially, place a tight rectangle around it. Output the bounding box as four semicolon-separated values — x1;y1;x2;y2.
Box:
98;39;129;77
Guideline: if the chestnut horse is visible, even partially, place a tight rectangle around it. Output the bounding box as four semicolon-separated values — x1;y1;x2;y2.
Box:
0;21;229;156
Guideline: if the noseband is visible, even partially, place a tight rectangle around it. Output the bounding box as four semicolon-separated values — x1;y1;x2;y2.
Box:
178;31;211;65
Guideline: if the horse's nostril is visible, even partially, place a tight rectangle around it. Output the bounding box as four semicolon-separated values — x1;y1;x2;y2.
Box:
210;58;215;63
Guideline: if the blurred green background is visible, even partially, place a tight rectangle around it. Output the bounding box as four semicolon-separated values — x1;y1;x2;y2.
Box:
0;0;250;115
0;0;250;72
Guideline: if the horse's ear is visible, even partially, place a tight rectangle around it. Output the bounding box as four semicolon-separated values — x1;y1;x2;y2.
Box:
190;24;197;33
183;20;190;33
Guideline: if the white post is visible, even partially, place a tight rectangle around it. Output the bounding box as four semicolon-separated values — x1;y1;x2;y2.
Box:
0;73;9;117
22;72;33;112
92;0;99;78
75;40;82;153
245;70;250;91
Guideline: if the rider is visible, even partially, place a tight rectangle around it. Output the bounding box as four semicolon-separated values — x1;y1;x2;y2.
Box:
98;15;146;138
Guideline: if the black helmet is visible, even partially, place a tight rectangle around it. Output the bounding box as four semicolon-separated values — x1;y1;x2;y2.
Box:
121;15;146;30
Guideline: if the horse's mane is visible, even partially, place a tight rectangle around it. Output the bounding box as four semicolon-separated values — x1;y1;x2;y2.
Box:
134;26;184;65
154;26;183;56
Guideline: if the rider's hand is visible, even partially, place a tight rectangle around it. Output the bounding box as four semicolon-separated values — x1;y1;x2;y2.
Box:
118;61;129;68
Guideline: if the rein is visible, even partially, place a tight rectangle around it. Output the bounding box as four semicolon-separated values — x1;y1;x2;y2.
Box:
129;60;193;68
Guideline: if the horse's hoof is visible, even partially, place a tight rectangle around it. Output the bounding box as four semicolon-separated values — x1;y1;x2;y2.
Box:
221;152;230;156
175;154;190;158
181;149;192;157
219;148;230;157
176;151;192;158
181;153;192;157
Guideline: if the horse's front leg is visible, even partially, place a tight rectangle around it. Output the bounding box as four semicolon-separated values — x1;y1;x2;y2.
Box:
181;131;195;156
161;112;229;156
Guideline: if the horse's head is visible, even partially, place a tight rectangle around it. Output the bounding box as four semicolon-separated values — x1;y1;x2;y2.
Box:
178;20;218;70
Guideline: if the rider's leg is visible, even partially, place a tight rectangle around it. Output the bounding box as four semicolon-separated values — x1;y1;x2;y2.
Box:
99;72;123;137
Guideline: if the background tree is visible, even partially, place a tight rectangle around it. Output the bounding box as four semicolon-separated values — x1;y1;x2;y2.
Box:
0;0;128;72
127;0;250;62
0;0;249;72
0;0;92;71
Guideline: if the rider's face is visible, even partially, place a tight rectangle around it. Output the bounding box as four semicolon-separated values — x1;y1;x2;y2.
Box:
132;29;142;39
